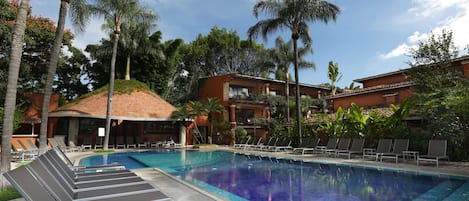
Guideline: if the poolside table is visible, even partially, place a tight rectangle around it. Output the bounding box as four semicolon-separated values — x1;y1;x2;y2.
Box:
403;150;419;161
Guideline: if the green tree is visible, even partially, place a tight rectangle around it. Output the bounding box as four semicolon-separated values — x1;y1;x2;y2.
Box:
248;0;340;143
0;1;73;95
1;0;29;189
87;0;156;150
55;46;91;100
327;61;342;95
103;8;158;80
407;30;469;160
271;36;314;123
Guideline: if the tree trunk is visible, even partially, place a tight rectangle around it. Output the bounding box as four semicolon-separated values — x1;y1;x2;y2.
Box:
104;33;120;150
125;54;130;80
1;0;29;189
285;69;290;123
39;0;68;154
293;37;302;145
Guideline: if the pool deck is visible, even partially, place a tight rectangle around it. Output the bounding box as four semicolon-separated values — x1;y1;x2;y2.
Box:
12;146;469;201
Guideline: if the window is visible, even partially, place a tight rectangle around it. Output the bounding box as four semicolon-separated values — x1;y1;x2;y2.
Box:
79;119;105;134
269;90;278;96
235;109;255;125
144;122;178;134
229;85;252;98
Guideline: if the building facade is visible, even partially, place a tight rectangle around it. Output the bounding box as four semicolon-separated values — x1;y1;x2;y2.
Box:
198;73;331;140
327;55;469;111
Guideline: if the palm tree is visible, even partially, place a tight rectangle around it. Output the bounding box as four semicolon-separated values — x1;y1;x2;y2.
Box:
272;36;314;124
327;61;342;95
39;0;89;154
102;10;158;80
200;98;225;140
87;0;156;149
248;0;340;143
1;0;29;189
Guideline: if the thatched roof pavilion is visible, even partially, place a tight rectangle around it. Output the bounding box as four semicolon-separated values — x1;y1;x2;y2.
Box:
49;80;176;121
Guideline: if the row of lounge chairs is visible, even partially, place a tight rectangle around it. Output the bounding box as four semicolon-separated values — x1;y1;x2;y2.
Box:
80;137;182;151
236;136;448;167
234;136;292;152
290;137;448;167
3;148;172;201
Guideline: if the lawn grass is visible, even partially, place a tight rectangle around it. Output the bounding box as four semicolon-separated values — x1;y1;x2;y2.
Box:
0;188;21;201
93;149;115;153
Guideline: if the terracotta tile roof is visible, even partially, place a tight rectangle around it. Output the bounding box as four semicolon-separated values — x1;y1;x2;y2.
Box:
49;90;176;121
326;81;413;99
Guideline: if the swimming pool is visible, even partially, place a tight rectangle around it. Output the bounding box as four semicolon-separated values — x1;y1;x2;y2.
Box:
81;150;469;201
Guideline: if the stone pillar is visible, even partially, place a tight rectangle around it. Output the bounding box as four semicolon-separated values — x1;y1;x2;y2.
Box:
179;123;186;146
68;118;79;145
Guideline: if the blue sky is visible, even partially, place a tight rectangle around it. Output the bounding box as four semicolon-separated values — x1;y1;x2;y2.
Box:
30;0;469;88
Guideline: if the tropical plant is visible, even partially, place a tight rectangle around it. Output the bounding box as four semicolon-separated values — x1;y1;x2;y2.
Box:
201;98;225;133
248;0;340;143
103;7;158;80
327;61;342;95
86;0;156;149
271;36;314;123
1;0;29;189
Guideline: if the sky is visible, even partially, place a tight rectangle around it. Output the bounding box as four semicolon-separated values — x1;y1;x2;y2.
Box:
29;0;469;88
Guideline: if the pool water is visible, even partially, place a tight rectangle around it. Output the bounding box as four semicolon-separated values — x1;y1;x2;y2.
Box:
81;150;469;201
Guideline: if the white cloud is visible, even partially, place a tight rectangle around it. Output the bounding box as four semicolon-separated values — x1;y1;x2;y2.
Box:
408;0;467;17
380;43;414;59
381;0;469;59
407;31;428;43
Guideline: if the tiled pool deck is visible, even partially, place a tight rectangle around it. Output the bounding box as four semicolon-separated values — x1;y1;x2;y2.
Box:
14;146;468;201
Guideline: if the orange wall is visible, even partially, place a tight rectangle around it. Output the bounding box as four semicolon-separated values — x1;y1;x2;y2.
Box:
332;87;412;110
362;73;407;88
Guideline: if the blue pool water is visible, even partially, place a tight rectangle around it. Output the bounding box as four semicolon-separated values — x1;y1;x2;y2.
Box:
81;150;469;201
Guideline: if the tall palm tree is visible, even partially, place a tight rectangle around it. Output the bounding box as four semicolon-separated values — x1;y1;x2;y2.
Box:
1;0;29;189
102;10;158;80
272;36;314;123
248;0;339;143
88;0;156;149
39;0;89;153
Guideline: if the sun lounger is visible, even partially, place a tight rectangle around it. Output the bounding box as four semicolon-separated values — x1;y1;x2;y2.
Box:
54;136;83;152
336;139;365;159
52;147;125;171
314;138;338;154
417;139;448;168
257;137;278;151
15;157;171;201
81;137;93;150
48;149;127;175
5;163;171;201
363;139;392;161
271;137;292;152
244;136;262;150
325;138;351;155
379;139;409;164
127;137;137;149
116;136;127;149
292;137;320;155
234;136;251;148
